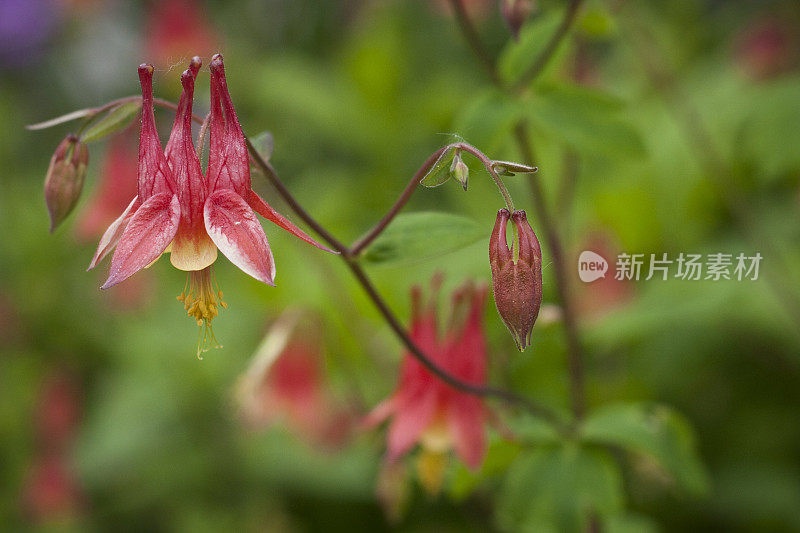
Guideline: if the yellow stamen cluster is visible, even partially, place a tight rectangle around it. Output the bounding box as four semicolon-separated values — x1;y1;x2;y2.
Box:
177;266;228;358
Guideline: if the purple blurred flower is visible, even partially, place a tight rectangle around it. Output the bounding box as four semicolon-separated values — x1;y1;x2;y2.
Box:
0;0;60;68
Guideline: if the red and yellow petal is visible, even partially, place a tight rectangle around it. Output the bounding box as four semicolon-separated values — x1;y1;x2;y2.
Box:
203;188;275;285
101;193;180;289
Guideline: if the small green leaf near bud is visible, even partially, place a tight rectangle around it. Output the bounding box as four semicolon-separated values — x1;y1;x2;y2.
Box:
80;101;142;144
491;160;538;175
420;146;456;187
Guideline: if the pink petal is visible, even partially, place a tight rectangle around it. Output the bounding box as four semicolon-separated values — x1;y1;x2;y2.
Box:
101;193;180;289
87;196;140;271
207;55;250;197
203;189;276;285
385;390;439;463
164;69;217;272
363;398;398;429
447;396;486;470
137;64;175;199
248;191;337;254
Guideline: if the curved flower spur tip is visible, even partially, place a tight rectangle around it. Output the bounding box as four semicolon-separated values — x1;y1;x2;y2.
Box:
246;191;339;254
204;189;276;286
189;56;202;76
44;134;89;233
208;53;253;196
489;208;512;266
489;208;543;351
100;193;180;289
137;63;175;201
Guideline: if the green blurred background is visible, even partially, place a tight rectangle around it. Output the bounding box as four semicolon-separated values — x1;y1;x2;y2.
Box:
2;0;800;530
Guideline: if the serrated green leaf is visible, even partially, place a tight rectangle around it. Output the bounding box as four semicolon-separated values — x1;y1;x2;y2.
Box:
497;443;624;532
362;212;486;265
80;101;141;144
525;83;645;156
498;9;565;85
581;402;709;497
420;145;456;187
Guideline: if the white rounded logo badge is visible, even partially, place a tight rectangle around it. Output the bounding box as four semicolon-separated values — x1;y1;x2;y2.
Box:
578;251;608;283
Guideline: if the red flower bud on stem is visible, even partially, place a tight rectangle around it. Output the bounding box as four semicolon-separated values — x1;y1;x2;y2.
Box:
44;135;89;232
501;0;535;40
489;208;542;351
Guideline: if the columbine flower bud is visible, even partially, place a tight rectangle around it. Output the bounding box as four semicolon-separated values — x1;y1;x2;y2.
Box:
501;0;535;40
450;150;469;190
44;134;89;232
489;208;543;351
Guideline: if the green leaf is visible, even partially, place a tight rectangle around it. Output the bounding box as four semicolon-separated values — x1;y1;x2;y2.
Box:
605;513;659;533
498;9;565;85
80;101;141;144
741;76;800;177
497;443;624;532
449;439;521;501
581;402;709;497
420;145;456;187
362;212;486;266
525;83;645;156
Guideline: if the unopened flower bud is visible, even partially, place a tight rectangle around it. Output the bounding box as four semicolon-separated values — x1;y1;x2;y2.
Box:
44;134;89;232
501;0;535;40
489;208;542;351
450;151;469;190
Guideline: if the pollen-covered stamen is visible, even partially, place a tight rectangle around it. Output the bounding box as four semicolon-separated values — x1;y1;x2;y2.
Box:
176;266;228;357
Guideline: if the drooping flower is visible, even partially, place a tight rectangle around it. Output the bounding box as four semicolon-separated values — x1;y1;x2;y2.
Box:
366;277;489;492
89;56;334;355
237;310;355;449
489;208;543;351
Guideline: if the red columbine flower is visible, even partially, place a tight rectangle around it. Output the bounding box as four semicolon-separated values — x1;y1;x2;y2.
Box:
88;55;333;355
489;208;543;351
366;277;488;492
237;311;355;449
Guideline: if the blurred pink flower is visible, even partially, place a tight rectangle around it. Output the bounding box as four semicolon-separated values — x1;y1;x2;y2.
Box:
575;232;634;320
22;452;83;524
735;18;798;80
145;0;219;68
35;371;82;449
75;136;138;243
238;311;355;449
365;277;489;477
